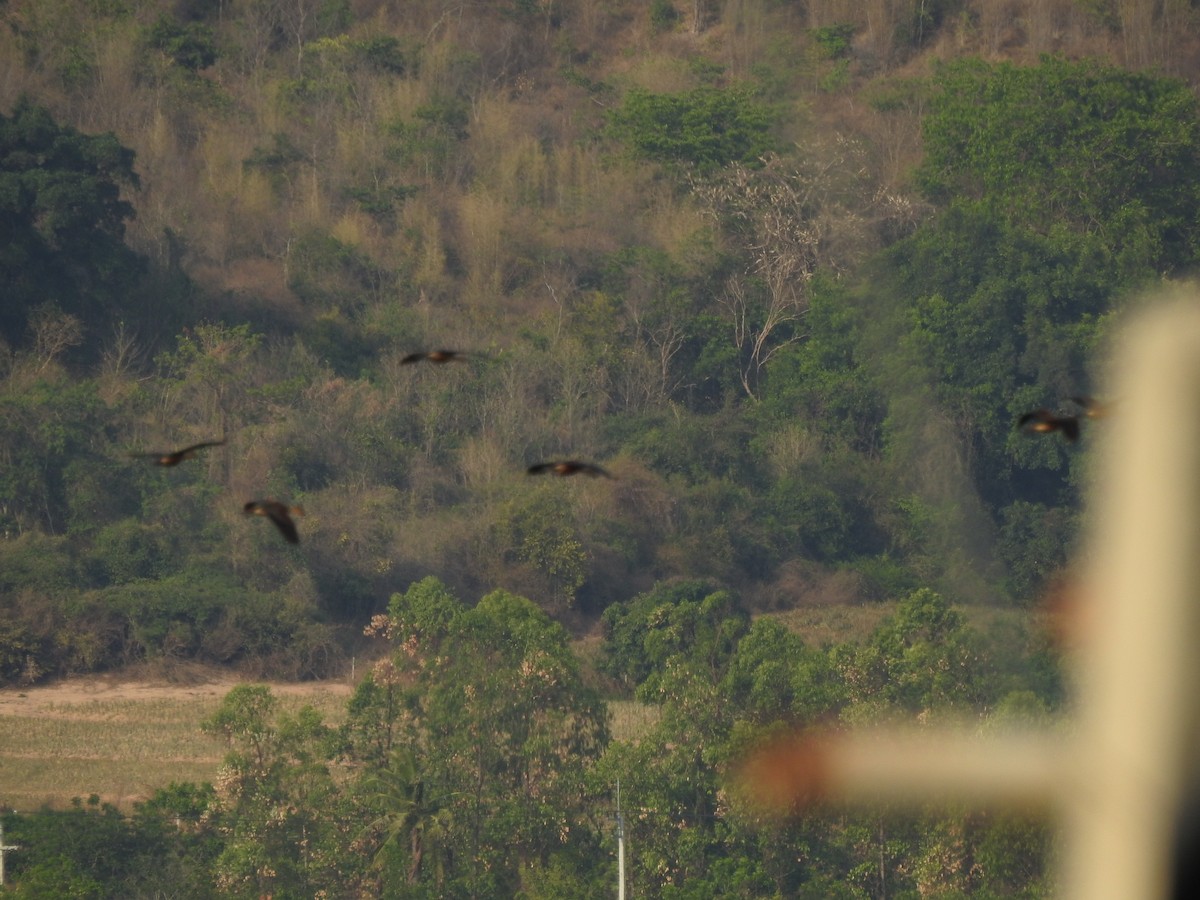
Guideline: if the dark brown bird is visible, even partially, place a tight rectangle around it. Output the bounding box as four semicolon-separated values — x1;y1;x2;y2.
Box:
527;460;615;479
400;350;468;365
130;440;225;467
244;500;305;544
1017;409;1080;442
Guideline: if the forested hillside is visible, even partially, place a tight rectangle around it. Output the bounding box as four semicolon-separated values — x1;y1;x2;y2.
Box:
3;0;1200;894
6;0;1198;683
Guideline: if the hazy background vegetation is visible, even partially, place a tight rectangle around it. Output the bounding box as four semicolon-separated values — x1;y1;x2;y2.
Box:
6;0;1196;684
3;0;1200;894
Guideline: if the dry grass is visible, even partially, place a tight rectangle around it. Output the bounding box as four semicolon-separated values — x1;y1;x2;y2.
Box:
608;699;662;744
765;602;897;647
0;671;352;812
0;662;672;812
766;601;1037;648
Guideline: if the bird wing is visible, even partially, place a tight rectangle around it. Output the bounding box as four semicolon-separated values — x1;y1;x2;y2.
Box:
268;513;298;542
244;501;300;543
178;440;225;455
266;506;300;543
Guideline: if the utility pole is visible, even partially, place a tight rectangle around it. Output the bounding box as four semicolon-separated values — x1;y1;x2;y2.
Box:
616;779;625;900
0;821;20;888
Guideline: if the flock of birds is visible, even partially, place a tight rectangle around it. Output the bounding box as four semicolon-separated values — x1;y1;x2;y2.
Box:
132;342;1101;545
128;350;615;544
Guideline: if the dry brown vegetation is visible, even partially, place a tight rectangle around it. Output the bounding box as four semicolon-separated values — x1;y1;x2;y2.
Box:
4;0;1189;338
3;0;1200;689
0;662;680;810
0;596;949;811
0;667;352;810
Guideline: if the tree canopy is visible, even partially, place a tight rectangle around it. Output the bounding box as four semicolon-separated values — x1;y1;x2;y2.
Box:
0;97;143;349
0;3;1194;891
919;56;1200;268
607;85;777;171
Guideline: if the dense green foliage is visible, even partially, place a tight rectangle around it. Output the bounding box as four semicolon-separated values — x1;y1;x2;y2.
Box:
607;85;777;171
1;0;1198;892
0;98;143;349
2;580;1059;897
919;56;1200;267
867;56;1200;602
5;4;1194;681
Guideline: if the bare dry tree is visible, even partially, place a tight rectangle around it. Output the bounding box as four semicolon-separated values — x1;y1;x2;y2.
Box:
691;154;836;398
692;141;920;398
690;0;718;34
28;306;84;373
626;290;690;403
101;320;147;380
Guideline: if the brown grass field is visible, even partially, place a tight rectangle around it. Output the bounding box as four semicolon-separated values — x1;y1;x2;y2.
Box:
0;602;1030;812
0;666;667;812
0;667;354;812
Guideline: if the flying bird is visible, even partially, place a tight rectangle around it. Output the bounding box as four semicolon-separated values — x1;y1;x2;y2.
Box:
526;460;615;479
400;350;468;365
1017;409;1080;442
130;440;225;467
244;500;305;544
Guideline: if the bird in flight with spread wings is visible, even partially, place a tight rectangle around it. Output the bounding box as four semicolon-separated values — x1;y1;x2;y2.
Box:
526;460;615;479
1018;394;1114;443
244;500;306;544
130;440;225;467
400;350;469;365
1017;409;1081;442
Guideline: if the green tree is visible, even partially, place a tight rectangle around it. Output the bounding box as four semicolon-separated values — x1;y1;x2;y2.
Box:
143;15;219;71
496;488;588;609
384;574;462;653
0;376;107;534
919;56;1200;269
841;588;989;718
601;580;749;693
1;797;174;898
154;322;266;437
873;58;1200;598
368;579;609;895
202;686;349;898
997;500;1078;602
870;197;1116;603
756;278;884;454
607;86;776;172
202;684;280;771
0;98;143;349
720;618;844;724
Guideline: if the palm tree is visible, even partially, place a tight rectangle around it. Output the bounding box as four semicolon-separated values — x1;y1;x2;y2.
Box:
357;748;454;888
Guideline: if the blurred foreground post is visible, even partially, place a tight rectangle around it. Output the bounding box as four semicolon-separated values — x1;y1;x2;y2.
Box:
0;821;19;887
740;295;1200;899
1065;296;1200;899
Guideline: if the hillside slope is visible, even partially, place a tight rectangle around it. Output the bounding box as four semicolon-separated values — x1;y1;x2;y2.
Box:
2;0;1199;685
